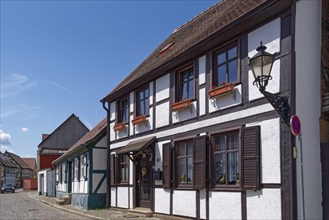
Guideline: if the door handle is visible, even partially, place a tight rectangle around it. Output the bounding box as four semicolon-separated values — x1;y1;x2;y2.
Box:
137;179;140;186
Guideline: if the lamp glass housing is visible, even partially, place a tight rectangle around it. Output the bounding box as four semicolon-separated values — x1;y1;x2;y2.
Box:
249;43;275;90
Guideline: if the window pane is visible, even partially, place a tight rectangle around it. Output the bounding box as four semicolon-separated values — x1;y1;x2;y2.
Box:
228;47;237;59
215;153;226;185
228;133;238;150
228;152;239;185
140;100;144;115
145;98;149;115
187;141;193;155
214;135;225;151
187;157;193;184
178;143;186;156
188;77;194;99
217;52;226;64
228;59;238;83
217;65;226;85
145;88;149;98
178;158;186;184
139;91;144;100
181;82;187;100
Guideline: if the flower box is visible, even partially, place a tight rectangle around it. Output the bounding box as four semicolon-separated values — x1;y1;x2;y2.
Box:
113;123;126;131
171;99;193;111
132;115;148;125
208;83;235;98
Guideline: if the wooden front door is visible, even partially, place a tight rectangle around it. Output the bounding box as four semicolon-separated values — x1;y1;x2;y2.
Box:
136;152;153;209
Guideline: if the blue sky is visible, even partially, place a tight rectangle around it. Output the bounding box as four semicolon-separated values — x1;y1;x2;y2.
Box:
0;0;217;158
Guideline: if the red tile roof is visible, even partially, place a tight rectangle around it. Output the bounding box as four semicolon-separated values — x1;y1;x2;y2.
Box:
102;0;266;102
22;158;37;170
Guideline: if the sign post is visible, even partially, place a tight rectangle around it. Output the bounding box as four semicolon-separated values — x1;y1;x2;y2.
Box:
290;115;305;220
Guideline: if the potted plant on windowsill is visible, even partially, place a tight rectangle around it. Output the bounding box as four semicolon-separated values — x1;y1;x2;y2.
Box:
132;114;148;125
208;82;235;98
171;99;193;111
113;122;126;131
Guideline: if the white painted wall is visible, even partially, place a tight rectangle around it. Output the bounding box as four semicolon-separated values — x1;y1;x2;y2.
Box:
172;190;196;217
117;187;129;208
209;191;241;220
200;190;207;219
208;84;242;112
247;118;281;184
110;102;116;121
172;101;197;123
295;1;322;219
92;173;105;193
247;189;281;219
111;103;274;149
72;179;88;193
129;91;134;113
111;187;116;207
155;101;170;128
154;188;170;214
199;88;206;116
110;122;116;142
155;73;170;102
199;55;206;85
248;18;281;101
93;148;107;170
149;81;154;105
95;135;107;147
135;107;153;134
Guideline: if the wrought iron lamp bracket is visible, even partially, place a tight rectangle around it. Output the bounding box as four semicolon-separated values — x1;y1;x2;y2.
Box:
259;88;291;125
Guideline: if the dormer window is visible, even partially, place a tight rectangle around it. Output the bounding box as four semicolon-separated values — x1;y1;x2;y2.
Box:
118;97;128;123
176;64;195;102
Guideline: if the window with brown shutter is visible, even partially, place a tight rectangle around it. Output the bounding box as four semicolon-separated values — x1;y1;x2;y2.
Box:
162;143;172;189
241;126;261;190
211;131;240;187
194;135;207;189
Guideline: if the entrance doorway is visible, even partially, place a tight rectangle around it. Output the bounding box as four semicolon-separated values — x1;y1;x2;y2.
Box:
135;151;153;209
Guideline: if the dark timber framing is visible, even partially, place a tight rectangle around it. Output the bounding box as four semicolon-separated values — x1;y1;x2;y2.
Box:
104;1;297;219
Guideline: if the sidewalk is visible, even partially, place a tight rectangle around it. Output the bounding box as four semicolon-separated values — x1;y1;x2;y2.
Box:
28;191;160;220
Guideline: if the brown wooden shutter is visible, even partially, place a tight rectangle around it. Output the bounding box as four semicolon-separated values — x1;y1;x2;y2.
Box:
110;154;116;185
194;135;207;189
162;143;172;189
241;126;261;190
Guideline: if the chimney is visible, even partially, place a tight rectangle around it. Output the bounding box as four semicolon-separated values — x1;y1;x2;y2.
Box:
42;134;49;141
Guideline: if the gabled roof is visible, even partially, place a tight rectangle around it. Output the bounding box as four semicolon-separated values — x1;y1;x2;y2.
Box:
53;118;107;165
5;151;31;169
22;158;37;170
0;152;16;168
38;113;90;150
102;0;267;102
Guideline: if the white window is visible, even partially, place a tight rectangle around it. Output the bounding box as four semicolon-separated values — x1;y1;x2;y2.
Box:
74;157;80;181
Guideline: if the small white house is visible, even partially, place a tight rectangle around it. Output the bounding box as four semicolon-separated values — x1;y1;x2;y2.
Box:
101;0;325;219
53;118;107;209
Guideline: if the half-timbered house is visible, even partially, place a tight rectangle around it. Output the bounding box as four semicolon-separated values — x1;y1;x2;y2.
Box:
0;152;16;186
53;118;107;209
101;0;326;219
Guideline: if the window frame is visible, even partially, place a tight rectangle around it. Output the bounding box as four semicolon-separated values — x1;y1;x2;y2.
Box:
175;63;195;103
117;97;129;124
80;153;87;181
175;139;194;187
135;85;150;117
118;154;129;184
211;129;241;188
74;157;80;182
212;41;240;87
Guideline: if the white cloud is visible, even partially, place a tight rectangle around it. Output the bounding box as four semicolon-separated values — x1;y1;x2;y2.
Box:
0;129;12;147
0;73;37;98
51;81;73;94
21;127;29;132
1;104;41;118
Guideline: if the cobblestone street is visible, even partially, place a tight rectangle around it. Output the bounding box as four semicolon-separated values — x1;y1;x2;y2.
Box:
0;190;89;220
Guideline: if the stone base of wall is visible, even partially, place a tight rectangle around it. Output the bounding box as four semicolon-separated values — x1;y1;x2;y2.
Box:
71;193;106;210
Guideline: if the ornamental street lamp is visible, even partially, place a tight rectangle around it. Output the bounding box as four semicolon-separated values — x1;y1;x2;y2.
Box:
249;41;291;125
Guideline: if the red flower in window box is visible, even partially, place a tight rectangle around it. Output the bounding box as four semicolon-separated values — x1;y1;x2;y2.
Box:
208;83;235;98
132;115;148;125
113;122;126;131
171;99;193;111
